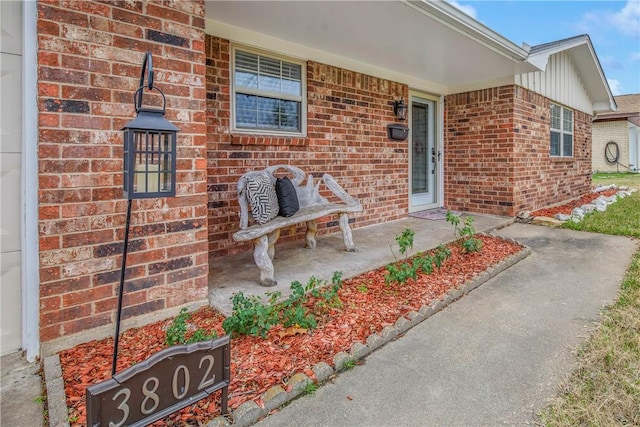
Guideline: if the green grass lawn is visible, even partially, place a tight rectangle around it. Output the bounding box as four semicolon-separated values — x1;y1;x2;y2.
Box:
539;181;640;426
592;172;640;190
563;191;640;238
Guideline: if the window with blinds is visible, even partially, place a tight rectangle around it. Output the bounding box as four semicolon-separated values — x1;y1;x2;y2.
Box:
232;48;305;134
550;103;573;157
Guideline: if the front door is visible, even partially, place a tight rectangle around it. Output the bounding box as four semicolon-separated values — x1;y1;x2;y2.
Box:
409;95;438;210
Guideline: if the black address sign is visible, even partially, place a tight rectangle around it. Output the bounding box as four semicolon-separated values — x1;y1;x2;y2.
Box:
86;336;230;427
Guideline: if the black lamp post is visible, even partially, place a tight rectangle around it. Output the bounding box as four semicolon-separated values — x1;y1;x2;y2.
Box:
112;52;179;375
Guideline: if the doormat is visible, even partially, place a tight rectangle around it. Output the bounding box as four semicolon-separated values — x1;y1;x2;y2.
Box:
409;208;460;220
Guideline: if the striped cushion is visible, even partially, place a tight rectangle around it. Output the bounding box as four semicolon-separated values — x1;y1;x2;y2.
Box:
245;173;279;224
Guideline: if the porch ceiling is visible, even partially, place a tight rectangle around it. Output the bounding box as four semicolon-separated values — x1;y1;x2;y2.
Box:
205;0;538;94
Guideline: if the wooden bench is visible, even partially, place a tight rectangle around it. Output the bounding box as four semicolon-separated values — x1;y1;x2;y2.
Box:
233;165;362;287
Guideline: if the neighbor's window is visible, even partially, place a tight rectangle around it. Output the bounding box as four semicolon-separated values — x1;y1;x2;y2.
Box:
232;47;305;134
550;103;573;157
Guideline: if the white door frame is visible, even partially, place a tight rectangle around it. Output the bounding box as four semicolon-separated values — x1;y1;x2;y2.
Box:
23;0;40;361
408;91;443;212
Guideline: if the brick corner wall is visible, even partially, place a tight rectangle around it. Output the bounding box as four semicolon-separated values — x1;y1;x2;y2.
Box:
444;86;517;216
512;86;592;212
37;0;208;352
445;85;592;217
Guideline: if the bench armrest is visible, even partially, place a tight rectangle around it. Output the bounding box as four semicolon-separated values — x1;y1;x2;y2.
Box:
322;173;360;207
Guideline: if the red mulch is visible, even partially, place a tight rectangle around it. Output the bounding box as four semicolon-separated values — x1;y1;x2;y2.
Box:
59;235;523;426
530;189;618;218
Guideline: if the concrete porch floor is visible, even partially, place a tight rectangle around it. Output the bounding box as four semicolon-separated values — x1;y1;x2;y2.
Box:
208;213;514;316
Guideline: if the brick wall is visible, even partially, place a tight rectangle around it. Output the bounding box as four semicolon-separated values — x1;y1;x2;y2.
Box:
592;120;629;172
445;85;592;216
512;86;592;212
37;0;208;352
444;86;516;216
205;36;409;258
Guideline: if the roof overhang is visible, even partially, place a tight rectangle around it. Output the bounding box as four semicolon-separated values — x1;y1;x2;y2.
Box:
527;35;617;113
205;0;538;95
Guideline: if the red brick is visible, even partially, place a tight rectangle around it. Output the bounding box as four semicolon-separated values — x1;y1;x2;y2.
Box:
38;0;208;346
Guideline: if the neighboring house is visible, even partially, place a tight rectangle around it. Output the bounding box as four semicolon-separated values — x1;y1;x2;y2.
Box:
0;0;615;361
592;94;640;172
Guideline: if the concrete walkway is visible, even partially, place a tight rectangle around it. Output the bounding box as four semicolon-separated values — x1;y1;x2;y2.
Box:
255;224;637;426
0;352;44;427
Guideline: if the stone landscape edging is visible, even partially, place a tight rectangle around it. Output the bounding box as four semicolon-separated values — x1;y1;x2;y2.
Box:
520;185;637;227
44;236;532;427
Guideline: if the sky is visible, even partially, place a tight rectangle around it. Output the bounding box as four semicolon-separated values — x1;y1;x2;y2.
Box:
449;0;640;96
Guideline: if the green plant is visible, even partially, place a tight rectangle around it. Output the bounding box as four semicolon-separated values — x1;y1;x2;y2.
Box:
412;245;451;275
222;293;276;338
273;281;317;329
384;262;417;285
166;308;218;345
395;228;415;256
341;357;357;371
385;231;453;286
223;273;345;337
311;271;344;312
433;244;452;268
446;211;483;253
385;229;417;285
356;284;368;293
303;382;319;395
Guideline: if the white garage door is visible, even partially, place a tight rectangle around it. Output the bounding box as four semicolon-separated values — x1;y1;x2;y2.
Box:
1;0;24;355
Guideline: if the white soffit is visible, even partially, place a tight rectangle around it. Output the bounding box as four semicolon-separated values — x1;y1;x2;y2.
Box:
205;0;537;94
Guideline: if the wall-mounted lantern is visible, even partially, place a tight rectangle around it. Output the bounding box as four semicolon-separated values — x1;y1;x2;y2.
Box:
122;52;179;199
393;99;408;121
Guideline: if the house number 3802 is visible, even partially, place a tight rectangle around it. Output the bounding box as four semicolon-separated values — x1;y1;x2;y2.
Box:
86;337;230;427
109;355;216;427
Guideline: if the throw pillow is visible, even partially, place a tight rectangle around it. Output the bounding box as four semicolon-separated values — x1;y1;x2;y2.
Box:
275;177;300;217
245;173;279;224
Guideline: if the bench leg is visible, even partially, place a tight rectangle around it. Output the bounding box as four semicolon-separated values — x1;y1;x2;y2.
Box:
339;213;357;252
268;229;280;260
305;220;317;249
252;235;277;287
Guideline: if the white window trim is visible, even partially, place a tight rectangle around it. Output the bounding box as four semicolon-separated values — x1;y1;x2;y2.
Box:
231;44;307;137
550;103;574;158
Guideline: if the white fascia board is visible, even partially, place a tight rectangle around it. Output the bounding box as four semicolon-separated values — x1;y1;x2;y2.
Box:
583;41;617;112
404;0;530;63
525;54;549;71
594;101;618;114
205;19;449;95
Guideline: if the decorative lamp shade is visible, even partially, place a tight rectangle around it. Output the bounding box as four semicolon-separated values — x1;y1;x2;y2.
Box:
122;108;179;199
